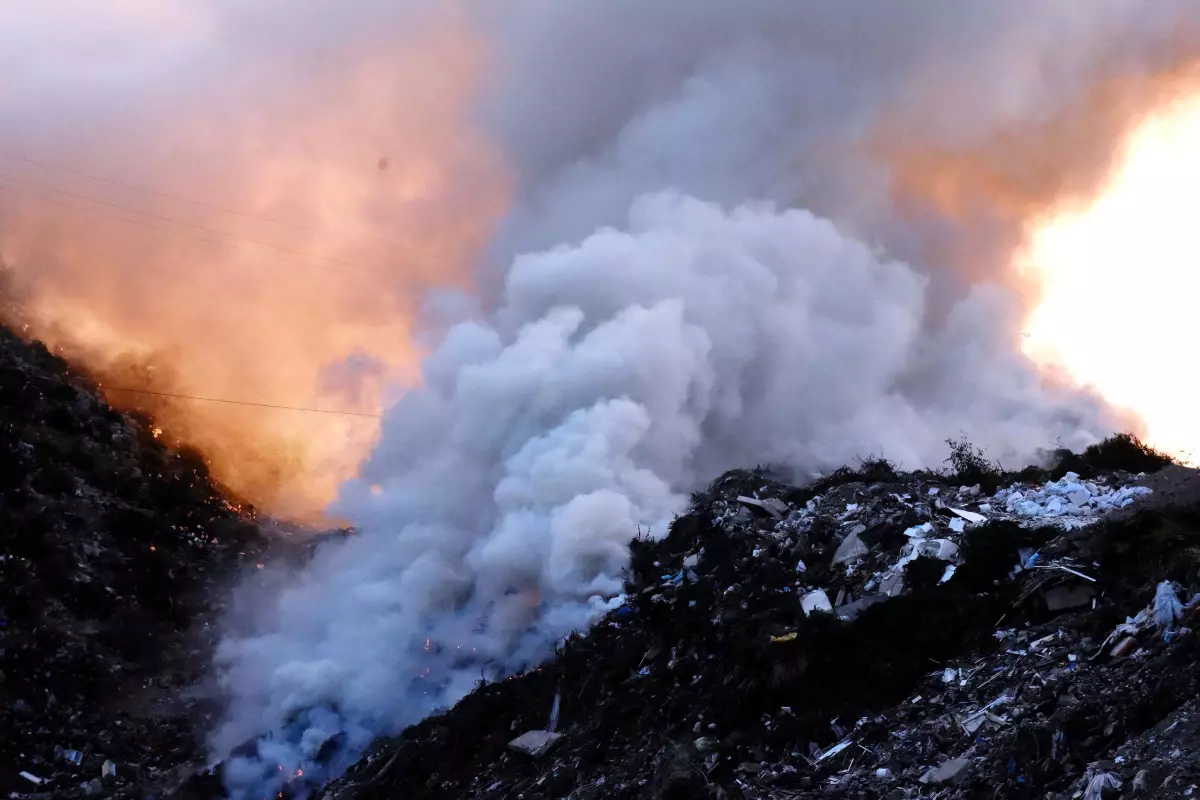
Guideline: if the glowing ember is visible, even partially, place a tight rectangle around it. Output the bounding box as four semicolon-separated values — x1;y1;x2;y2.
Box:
1020;94;1200;463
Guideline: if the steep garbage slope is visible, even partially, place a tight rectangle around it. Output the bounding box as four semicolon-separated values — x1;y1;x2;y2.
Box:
0;326;268;798
311;438;1200;800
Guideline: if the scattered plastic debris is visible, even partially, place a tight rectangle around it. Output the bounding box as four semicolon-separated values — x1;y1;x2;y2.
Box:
1155;580;1184;630
56;746;84;765
832;529;868;565
1132;769;1148;792
737;495;788;519
815;739;852;762
185;438;1198;799
508;730;564;758
949;507;987;524
801;589;833;615
994;472;1152;524
920;757;971;785
1083;770;1121;800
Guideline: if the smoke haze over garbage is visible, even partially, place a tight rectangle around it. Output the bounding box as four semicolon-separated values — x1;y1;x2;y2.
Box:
5;1;1200;796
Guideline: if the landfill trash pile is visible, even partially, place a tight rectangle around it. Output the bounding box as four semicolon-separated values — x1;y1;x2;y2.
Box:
309;438;1200;800
0;325;273;799
3;311;1196;800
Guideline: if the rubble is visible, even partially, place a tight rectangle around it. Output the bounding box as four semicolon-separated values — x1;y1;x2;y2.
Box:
310;438;1200;800
920;757;972;785
509;731;564;758
1044;583;1095;611
736;495;789;520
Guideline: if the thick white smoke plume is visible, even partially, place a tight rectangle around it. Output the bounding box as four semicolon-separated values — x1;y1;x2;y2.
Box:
214;195;1119;793
200;1;1200;795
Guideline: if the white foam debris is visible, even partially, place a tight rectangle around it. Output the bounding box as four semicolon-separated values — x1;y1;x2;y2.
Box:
860;471;1155;601
991;473;1151;525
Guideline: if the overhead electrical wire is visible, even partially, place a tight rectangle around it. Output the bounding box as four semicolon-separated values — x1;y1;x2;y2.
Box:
100;386;384;418
0;169;379;273
0;177;380;280
0;146;340;238
0;151;401;420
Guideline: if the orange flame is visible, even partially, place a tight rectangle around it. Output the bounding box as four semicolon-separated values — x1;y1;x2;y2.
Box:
1021;85;1200;461
873;50;1200;452
0;5;510;521
876;60;1200;288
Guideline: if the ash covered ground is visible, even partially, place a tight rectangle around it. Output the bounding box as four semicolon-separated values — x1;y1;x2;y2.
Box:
5;321;1200;800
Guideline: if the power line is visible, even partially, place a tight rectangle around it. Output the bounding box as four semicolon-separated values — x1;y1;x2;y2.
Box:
0;146;338;239
100;385;384;418
0;179;379;280
0;169;379;273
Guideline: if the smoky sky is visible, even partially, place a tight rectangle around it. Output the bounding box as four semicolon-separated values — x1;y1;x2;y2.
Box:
4;3;1198;798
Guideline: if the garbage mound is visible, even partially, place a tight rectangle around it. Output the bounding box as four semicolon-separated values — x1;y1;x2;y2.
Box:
312;441;1200;800
0;327;270;798
4;319;1191;800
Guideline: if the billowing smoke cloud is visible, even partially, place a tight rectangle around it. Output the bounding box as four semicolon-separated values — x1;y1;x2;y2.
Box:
487;1;1200;449
206;0;1200;795
3;1;1196;520
215;191;1127;795
474;0;1200;305
7;0;1199;796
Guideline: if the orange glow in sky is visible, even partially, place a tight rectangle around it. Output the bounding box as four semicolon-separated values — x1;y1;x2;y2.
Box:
1021;96;1200;462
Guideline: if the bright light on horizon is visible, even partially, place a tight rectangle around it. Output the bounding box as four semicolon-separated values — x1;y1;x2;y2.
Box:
1021;96;1200;464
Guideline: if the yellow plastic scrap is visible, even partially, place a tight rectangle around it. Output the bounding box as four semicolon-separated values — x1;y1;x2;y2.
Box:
770;632;798;643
